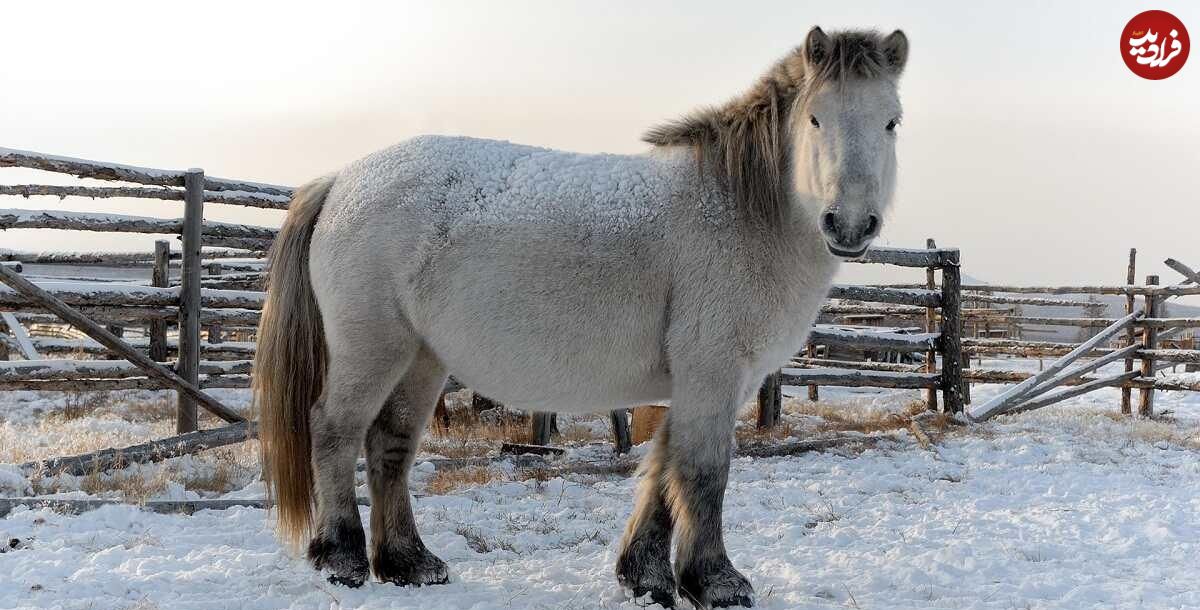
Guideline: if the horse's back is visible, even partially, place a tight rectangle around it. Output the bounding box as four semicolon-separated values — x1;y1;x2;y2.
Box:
310;135;680;411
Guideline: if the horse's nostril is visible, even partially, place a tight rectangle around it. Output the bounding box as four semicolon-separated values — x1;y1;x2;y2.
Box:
821;212;838;234
865;214;880;236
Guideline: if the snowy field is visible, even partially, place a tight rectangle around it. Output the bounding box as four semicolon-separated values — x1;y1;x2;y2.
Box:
2;360;1199;610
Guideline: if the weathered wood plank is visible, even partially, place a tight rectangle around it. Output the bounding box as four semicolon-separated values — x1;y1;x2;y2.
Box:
177;170;205;433
0;147;293;196
1013;344;1141;405
1005;372;1140;417
21;421;256;477
609;409;632;454
1139;276;1159;417
958;283;1200;297
0;184;289;209
828;284;942;307
967;308;1144;422
962;293;1096;307
149;241;170;361
780;367;939;389
0;359;251;381
808;327;939;352
0;497;361;518
0;208;276;240
0;281;265;309
0;264;244;423
0;312;39;359
939;256;966;412
846;246;960;268
789;356;923;373
0;374;251;392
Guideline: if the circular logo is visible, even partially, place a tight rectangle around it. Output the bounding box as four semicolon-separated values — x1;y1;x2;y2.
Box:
1121;10;1189;80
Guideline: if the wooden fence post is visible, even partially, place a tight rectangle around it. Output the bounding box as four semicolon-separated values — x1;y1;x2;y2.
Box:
805;344;819;401
1138;274;1159;417
924;238;939;411
1121;248;1137;415
610;409;632;454
756;370;782;429
177;169;204;433
531;412;555;445
939;250;965;413
149;240;170;361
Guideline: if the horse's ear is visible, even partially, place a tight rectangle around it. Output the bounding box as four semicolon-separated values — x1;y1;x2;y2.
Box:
881;30;908;74
804;26;832;67
642;113;716;147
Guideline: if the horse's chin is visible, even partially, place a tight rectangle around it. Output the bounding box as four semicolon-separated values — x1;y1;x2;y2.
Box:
825;242;870;259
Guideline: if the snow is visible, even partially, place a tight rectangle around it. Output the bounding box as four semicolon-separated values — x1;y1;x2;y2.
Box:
1;365;1199;609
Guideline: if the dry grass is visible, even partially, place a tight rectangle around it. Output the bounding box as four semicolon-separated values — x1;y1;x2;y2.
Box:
422;393;531;458
179;458;237;494
424;466;503;495
79;468;171;503
735;397;961;447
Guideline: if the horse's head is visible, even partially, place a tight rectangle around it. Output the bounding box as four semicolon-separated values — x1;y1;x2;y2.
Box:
791;27;907;258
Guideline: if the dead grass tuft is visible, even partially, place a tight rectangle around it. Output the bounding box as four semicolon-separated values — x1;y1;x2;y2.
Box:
180;461;236;494
423;395;530;458
424;466;502;495
454;525;517;554
79;468;171;503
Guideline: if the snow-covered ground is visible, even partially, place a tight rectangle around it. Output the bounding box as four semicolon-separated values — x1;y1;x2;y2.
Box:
2;360;1199;610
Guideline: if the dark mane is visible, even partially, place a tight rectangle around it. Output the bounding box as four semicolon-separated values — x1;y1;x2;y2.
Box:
643;29;904;224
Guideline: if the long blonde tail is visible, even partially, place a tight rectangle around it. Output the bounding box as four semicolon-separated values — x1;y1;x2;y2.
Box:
254;174;335;548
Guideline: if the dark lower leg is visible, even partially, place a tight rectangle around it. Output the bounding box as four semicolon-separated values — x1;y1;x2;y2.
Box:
308;397;371;586
617;424;676;607
666;412;754;608
367;353;448;586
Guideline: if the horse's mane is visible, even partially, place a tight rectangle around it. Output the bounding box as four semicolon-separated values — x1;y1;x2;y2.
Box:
643;29;904;224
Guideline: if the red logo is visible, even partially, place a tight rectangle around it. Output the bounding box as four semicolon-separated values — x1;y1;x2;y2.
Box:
1121;10;1189;80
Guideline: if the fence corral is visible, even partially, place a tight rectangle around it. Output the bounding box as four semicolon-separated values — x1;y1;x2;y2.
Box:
3;147;1199;478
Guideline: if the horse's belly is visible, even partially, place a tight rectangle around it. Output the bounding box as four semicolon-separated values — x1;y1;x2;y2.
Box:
411;257;671;413
430;328;671;413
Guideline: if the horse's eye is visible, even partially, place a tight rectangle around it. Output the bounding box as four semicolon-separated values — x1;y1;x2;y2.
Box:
809;115;820;128
886;119;899;132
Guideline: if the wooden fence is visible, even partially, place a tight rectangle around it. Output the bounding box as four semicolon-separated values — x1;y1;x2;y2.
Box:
4;147;1196;476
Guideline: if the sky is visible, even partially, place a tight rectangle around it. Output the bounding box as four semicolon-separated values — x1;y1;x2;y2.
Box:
2;0;1198;288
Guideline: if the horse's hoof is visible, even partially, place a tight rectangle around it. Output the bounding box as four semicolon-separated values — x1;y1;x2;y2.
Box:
373;545;450;586
617;548;677;607
308;526;369;587
622;582;677;608
678;560;755;608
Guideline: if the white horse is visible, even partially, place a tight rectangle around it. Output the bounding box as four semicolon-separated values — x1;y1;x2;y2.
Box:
255;27;907;608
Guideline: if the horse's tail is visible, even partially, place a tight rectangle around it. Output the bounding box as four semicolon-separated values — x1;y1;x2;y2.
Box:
255;174;336;549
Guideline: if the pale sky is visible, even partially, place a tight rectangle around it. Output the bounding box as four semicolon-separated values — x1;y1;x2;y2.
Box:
2;1;1198;288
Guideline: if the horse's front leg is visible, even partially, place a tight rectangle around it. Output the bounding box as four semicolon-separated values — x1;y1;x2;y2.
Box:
665;374;754;608
617;424;677;607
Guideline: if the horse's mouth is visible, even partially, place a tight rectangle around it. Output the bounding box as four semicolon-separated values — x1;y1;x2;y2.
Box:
825;243;870;259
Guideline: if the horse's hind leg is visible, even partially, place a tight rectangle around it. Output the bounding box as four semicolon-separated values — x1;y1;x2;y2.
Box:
308;324;417;587
617;426;677;608
366;345;450;586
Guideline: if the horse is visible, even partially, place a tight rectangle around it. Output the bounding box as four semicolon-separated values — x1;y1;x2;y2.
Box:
255;26;908;608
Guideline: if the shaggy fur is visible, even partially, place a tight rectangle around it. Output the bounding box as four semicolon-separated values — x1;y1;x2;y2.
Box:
256;26;907;607
642;27;907;228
